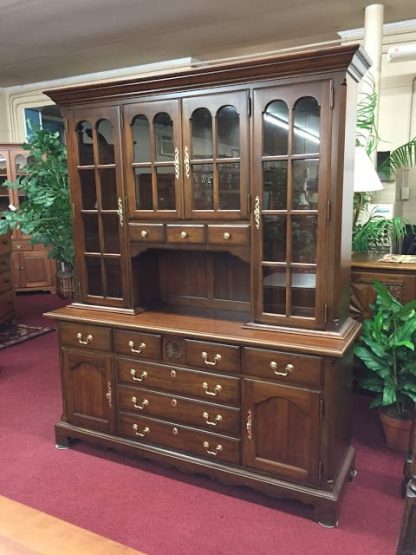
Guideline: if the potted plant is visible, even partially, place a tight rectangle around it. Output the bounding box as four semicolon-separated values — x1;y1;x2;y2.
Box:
354;280;416;450
0;129;75;299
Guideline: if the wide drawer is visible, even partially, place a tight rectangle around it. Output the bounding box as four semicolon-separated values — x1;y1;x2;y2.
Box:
118;412;241;465
59;322;111;352
113;329;162;360
118;385;240;435
116;359;240;405
13;239;32;252
243;347;322;388
0;271;11;294
185;339;240;373
166;224;205;244
207;224;250;246
129;223;165;243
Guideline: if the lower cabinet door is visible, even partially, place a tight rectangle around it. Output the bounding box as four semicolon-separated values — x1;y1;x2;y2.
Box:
61;348;115;433
243;378;321;484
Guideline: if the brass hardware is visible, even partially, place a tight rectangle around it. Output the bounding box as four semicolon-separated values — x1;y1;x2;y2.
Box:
128;340;146;354
131;396;149;410
76;332;93;345
171;399;178;407
223;232;231;240
254;195;261;229
130;368;148;382
132;424;150;438
270;362;294;376
201;351;222;367
140;230;149;238
170;370;177;378
180;230;188;239
184;145;190;179
172;427;179;435
202;411;223;426
203;441;223;456
117;197;124;227
174;146;180;180
246;409;253;440
106;381;112;408
202;382;222;397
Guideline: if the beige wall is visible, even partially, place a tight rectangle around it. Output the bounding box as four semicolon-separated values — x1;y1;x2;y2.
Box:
0;90;11;142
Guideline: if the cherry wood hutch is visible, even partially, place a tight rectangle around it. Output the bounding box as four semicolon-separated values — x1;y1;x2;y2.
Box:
45;44;370;526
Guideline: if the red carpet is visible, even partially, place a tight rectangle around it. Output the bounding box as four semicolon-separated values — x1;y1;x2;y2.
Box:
0;293;404;554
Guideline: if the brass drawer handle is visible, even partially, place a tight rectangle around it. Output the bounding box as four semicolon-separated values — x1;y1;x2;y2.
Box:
172;426;179;435
202;411;222;427
140;230;149;238
128;340;146;354
223;232;231;240
202;382;222;397
76;332;93;345
130;369;148;382
132;424;150;438
201;351;222;366
131;396;149;410
203;441;223;456
180;231;188;239
270;361;294;376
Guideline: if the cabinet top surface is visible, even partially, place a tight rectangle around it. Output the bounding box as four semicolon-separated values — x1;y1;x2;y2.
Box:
351;252;416;272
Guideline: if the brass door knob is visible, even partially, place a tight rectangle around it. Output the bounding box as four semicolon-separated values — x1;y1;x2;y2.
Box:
223;232;231;240
180;231;188;239
141;230;148;238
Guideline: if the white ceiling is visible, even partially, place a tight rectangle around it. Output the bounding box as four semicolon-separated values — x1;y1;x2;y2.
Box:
0;0;415;87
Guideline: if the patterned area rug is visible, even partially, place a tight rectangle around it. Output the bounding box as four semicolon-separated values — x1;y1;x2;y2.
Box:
0;324;54;350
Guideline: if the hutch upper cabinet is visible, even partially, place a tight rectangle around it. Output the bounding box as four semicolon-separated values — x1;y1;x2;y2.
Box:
46;45;370;526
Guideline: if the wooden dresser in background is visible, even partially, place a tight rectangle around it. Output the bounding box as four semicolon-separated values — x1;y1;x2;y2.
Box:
0;233;14;325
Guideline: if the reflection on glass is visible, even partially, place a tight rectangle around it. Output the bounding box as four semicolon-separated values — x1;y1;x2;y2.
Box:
105;259;122;298
97;119;114;164
132;115;151;163
263;161;287;210
263;100;289;156
154;113;174;161
0;155;7;175
263;267;286;315
292;159;319;210
292;215;317;263
191;108;212;159
156;167;176;210
217;106;239;158
218;163;240;210
291;270;316;317
77;121;94;165
15;154;28;176
102;214;120;253
134;167;153;210
100;169;117;210
83;214;100;252
293;97;320;155
263;216;286;262
79;170;96;209
86;257;103;296
192;164;213;210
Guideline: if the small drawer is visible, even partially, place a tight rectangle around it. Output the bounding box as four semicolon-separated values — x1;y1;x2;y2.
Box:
113;329;162;361
0;271;11;294
166;224;205;244
13;240;32;252
185;339;240;373
243;347;322;388
129;223;165;243
0;236;11;255
59;322;111;352
207;224;250;246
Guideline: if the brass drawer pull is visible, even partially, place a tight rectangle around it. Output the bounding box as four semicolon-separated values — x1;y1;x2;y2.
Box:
130;369;148;382
131;396;149;410
132;424;150;438
202;411;222;426
180;231;188;239
270;362;294;376
140;230;149;238
76;332;93;345
203;441;223;456
170;370;177;378
172;426;179;435
223;232;231;240
202;382;222;397
128;340;146;354
201;351;222;366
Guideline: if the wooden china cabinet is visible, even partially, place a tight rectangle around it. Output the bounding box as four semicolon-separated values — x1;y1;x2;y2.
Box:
45;44;370;526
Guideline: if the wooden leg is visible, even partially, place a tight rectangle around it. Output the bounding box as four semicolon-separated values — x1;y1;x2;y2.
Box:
313;501;339;528
397;481;416;554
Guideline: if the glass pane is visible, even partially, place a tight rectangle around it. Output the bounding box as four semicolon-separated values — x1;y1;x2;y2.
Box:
292;215;318;263
217;106;239;158
293;97;320;154
102;214;120;253
263;267;286;315
191;108;212;159
263;161;288;210
218;163;240;210
263;216;286;262
97;119;115;164
154;113;174;161
0;154;7;176
156;167;176;210
79;170;97;209
100;168;117;210
83;214;100;252
132;115;151;163
292;159;319;210
263;101;289;156
134;167;153;210
192;163;213;210
105;259;122;298
86;257;103;296
0;155;7;193
291;269;316;317
77;121;94;165
15;154;28;176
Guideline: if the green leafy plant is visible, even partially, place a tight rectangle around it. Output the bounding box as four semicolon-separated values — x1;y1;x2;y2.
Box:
354;280;416;419
0;129;74;269
352;212;408;253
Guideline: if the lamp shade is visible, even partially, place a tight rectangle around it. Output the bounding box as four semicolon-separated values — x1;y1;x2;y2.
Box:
353;147;384;192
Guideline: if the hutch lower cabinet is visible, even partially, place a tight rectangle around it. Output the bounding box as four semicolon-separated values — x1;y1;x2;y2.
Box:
46;44;370;525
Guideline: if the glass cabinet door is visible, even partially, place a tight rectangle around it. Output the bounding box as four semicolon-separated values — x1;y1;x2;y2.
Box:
182;91;249;219
252;81;331;329
0;150;10;212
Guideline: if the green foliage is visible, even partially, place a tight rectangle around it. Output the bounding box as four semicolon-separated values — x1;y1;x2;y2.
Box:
354;281;416;419
355;75;379;155
379;137;416;175
0;129;74;268
352;214;409;253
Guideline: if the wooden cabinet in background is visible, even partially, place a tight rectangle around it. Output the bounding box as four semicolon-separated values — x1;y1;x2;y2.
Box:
0;232;14;324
